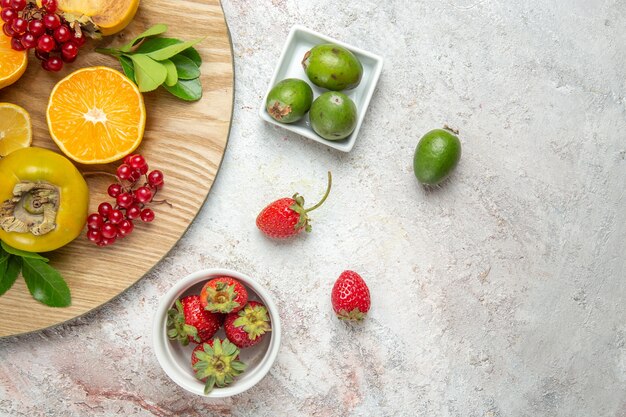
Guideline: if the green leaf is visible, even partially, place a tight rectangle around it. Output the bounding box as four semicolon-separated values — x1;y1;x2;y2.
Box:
0;241;48;262
162;59;178;87
180;47;202;67
145;38;202;61
21;258;71;307
163;78;202;101
127;54;168;92
135;37;182;54
0;256;21;297
170;54;200;80
120;23;169;52
119;55;136;83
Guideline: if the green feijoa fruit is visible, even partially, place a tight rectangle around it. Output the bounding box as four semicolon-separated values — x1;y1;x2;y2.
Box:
413;128;462;185
309;92;357;140
266;78;314;123
302;44;363;91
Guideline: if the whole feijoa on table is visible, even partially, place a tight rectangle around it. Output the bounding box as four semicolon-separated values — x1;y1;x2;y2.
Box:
266;78;314;123
413;128;462;185
302;44;363;91
309;92;357;140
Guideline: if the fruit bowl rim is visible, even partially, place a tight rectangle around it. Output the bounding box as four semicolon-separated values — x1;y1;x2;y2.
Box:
152;268;282;397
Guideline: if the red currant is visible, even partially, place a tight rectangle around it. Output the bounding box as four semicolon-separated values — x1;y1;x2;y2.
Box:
134;186;153;203
129;154;146;170
101;223;117;239
87;213;104;230
9;0;25;11
108;209;124;224
10;36;25;51
46;56;63;72
126;204;142;220
20;32;36;49
128;170;141;183
140;208;155;222
138;164;148;175
28;19;45;36
107;183;122;198
116;192;134;208
34;49;49;61
43;13;60;30
100;235;117;246
0;8;15;23
116;164;132;180
87;229;102;244
147;170;164;187
118;219;134;236
73;32;86;47
61;41;78;61
98;202;113;218
36;34;55;53
53;25;71;43
2;22;15;37
10;16;25;33
41;0;57;13
0;0;11;8
123;154;135;165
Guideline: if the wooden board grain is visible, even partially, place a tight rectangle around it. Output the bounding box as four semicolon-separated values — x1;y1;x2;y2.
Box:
0;0;233;337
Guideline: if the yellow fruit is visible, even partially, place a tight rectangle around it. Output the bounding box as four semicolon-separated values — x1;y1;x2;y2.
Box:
0;103;32;157
46;66;146;164
0;33;27;90
46;0;139;36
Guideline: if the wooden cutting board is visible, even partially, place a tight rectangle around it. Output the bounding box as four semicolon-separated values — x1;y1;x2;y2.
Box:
0;0;233;337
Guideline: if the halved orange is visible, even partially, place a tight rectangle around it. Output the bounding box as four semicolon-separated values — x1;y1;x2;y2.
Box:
0;33;27;90
0;103;32;156
46;66;146;164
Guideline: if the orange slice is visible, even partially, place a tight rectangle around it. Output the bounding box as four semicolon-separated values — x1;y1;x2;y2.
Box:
0;33;27;90
46;66;146;164
0;103;32;156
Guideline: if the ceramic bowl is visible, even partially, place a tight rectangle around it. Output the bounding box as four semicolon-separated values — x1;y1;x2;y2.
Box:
152;268;281;397
259;24;384;152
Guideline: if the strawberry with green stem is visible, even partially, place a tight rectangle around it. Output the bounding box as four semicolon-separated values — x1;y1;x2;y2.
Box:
167;296;222;345
331;270;371;321
192;338;247;394
256;171;332;239
224;301;271;349
200;276;248;314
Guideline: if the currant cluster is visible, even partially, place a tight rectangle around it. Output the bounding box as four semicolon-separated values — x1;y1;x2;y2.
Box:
1;0;86;71
86;154;165;247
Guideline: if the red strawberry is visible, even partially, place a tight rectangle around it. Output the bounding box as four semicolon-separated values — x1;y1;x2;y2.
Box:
224;301;272;348
167;296;222;345
200;276;248;314
191;338;247;394
256;171;332;239
331;270;371;321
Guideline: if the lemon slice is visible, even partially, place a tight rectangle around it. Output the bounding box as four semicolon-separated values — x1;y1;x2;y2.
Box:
0;103;32;157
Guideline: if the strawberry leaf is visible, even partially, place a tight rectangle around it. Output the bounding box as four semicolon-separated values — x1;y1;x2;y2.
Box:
1;241;48;262
21;258;71;307
119;23;169;52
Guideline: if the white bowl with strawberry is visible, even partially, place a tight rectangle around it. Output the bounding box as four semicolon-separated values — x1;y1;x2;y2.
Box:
152;269;281;397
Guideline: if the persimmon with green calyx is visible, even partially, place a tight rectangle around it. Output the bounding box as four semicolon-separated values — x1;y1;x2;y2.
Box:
0;147;89;252
413;128;462;186
266;78;313;123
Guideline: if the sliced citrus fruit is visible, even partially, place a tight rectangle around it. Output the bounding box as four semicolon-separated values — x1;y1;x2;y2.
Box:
0;33;27;90
0;103;32;157
38;0;139;36
46;66;146;165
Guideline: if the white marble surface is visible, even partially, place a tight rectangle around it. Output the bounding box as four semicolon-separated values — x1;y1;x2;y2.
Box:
1;1;625;416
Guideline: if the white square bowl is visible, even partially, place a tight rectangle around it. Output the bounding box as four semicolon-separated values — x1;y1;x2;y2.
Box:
259;25;384;152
